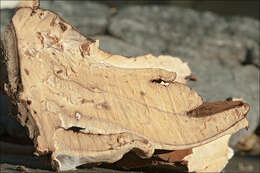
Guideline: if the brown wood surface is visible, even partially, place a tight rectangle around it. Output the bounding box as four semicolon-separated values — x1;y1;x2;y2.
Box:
0;0;250;172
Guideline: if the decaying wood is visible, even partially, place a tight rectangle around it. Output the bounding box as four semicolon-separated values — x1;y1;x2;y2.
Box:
184;135;234;172
115;135;234;172
94;53;192;83
0;0;250;172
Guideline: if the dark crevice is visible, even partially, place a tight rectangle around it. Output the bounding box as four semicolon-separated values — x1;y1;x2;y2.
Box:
226;97;233;101
154;149;174;155
25;116;29;124
242;48;254;66
103;25;124;41
151;79;171;86
151;79;164;83
26;100;32;105
104;24;112;36
67;126;86;133
241;47;259;68
58;22;67;32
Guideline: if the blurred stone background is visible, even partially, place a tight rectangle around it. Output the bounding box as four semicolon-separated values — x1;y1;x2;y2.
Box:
0;0;259;172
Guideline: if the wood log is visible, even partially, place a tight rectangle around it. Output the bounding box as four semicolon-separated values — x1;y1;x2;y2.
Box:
0;0;249;172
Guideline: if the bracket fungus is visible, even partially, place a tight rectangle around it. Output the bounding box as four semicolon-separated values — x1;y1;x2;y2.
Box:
0;0;249;172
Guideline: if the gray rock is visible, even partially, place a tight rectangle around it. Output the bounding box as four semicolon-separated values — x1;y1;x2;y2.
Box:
228;65;259;146
108;6;169;55
91;35;148;57
228;16;260;67
108;6;259;67
0;9;15;35
41;1;110;36
229;16;259;44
